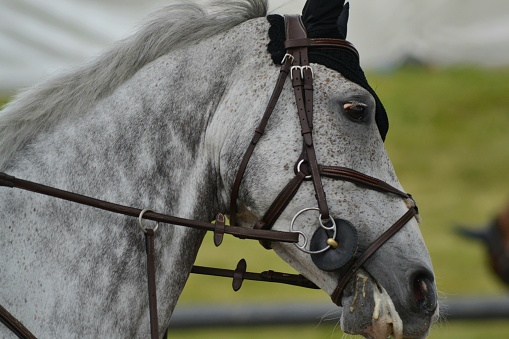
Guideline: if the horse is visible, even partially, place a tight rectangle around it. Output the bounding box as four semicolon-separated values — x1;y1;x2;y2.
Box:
0;0;438;338
458;201;509;285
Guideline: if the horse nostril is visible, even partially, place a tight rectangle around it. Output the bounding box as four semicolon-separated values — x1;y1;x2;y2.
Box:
412;274;437;313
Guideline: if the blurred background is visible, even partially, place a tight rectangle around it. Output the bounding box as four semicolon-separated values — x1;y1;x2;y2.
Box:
2;0;509;91
1;0;509;338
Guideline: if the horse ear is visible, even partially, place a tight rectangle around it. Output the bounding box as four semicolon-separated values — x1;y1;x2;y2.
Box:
302;0;347;38
338;1;349;38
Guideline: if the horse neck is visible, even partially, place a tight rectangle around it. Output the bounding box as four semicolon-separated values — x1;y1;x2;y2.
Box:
99;17;273;326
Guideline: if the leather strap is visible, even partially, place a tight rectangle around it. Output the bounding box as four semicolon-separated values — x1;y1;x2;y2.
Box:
286;15;330;220
191;260;319;290
229;14;367;240
284;38;359;59
291;70;329;220
0;304;37;339
0;172;299;244
248;15;332;250
331;207;418;305
319;165;411;199
254;171;307;248
229;55;293;227
213;213;226;247
144;229;159;339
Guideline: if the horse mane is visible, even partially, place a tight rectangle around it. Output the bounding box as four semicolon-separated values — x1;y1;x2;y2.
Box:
0;0;268;170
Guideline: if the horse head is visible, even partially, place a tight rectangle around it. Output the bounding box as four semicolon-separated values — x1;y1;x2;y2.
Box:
218;1;438;337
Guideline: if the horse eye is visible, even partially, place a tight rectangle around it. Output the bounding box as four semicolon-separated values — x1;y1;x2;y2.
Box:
343;102;367;122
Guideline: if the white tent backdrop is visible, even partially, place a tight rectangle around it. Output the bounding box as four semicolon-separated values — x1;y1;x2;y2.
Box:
1;0;509;91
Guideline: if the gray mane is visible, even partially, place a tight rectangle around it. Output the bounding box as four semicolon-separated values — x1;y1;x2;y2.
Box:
0;0;268;170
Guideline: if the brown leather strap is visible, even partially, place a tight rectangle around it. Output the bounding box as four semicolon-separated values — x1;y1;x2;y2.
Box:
319;165;411;199
144;229;159;339
285;15;308;41
231;15;366;236
0;172;299;244
331;207;418;306
213;213;226;247
0;171;304;337
284;38;359;59
254;171;307;249
0;304;37;339
286;15;330;221
303;64;314;130
292;77;329;219
230;15;331;232
229;56;293;227
234;14;336;242
191;260;319;290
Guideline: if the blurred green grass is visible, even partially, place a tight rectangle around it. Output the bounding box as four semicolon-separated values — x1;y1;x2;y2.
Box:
372;66;509;298
169;320;509;339
2;65;509;338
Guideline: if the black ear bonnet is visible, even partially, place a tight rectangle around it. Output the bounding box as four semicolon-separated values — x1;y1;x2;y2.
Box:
266;2;389;141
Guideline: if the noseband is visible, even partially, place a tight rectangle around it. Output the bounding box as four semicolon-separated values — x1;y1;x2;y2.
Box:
229;15;419;306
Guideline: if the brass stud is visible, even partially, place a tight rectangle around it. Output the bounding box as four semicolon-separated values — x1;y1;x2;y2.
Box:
327;238;339;249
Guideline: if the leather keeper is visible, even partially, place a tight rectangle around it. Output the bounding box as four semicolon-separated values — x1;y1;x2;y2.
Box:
213;213;226;247
232;259;247;291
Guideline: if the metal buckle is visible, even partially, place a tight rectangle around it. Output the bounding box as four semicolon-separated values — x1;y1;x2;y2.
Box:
290;65;314;80
281;53;295;65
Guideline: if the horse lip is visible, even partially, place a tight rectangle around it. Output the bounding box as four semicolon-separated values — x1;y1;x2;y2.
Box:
339;271;388;338
339;269;438;339
359;322;398;339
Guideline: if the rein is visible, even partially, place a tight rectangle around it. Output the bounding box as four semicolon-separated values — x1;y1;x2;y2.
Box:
0;172;299;244
0;14;419;339
0;171;316;339
0;171;312;339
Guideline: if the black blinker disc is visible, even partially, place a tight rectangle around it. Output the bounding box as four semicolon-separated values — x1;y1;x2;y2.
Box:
310;219;358;271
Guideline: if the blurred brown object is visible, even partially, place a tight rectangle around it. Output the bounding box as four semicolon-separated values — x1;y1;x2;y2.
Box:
458;202;509;285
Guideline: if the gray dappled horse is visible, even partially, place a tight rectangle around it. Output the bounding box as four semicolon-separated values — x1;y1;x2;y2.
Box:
0;0;438;338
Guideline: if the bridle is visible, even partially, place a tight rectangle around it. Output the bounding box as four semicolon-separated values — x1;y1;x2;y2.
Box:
0;15;418;339
229;14;419;305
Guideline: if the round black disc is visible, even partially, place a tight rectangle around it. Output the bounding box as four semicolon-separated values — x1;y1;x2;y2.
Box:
310;218;358;271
